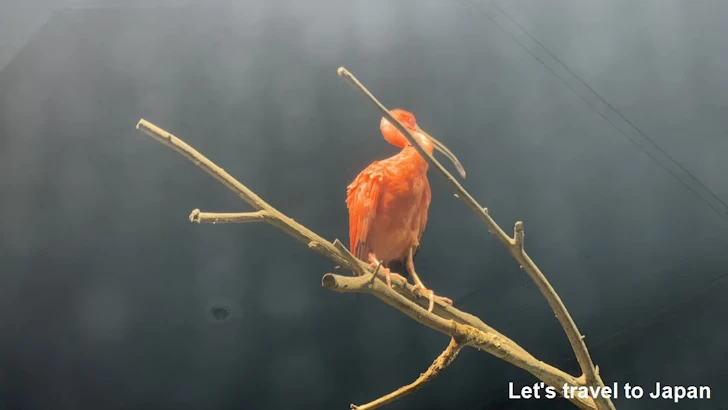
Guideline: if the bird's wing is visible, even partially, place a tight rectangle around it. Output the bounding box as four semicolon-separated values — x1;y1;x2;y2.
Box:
412;179;432;261
346;163;384;261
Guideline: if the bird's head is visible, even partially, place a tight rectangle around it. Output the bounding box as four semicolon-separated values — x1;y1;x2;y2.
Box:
380;108;467;178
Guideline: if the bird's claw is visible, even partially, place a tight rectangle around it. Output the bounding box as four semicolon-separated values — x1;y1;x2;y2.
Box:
367;257;407;288
385;271;408;288
411;284;453;312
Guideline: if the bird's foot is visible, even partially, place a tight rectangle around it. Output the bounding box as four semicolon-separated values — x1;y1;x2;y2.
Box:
411;284;453;313
367;255;407;288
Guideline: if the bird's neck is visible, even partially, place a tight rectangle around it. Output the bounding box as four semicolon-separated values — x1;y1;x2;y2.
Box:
399;145;430;172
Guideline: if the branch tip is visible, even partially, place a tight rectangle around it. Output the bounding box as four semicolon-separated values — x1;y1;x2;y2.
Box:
189;210;270;224
321;273;338;289
513;221;524;250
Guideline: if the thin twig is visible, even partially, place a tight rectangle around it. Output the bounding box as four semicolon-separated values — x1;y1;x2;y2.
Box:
350;338;464;410
332;239;371;278
513;221;525;250
137;119;600;409
336;67;614;410
189;209;271;224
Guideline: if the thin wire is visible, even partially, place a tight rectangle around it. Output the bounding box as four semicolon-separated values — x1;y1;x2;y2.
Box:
465;0;728;336
470;0;728;222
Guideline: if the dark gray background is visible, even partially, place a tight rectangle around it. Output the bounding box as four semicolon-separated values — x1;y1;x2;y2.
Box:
1;0;726;409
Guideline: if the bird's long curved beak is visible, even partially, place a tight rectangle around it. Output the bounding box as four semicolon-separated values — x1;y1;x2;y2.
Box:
416;125;467;179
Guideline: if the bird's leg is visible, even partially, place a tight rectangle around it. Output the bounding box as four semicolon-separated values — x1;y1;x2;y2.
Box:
367;253;407;288
406;247;453;312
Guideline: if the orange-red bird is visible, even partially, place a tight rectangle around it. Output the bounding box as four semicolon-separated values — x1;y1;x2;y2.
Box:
346;109;467;312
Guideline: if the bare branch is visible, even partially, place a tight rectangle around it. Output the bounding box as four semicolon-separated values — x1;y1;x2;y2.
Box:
138;119;506;333
189;209;271;224
136;119;338;260
336;67;614;410
324;273;594;410
137;119;602;410
350;338;464;410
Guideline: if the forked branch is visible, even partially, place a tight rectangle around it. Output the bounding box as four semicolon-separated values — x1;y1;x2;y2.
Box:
136;66;614;410
137;119;499;332
337;67;614;410
323;272;593;409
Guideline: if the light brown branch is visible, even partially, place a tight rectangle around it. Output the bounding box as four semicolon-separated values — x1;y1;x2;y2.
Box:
137;119;600;409
136;119;343;263
350;338;464;410
189;209;271;224
323;273;594;410
336;67;614;410
138;118;500;337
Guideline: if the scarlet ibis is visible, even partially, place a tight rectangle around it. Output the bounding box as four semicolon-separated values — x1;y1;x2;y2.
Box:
346;109;467;312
